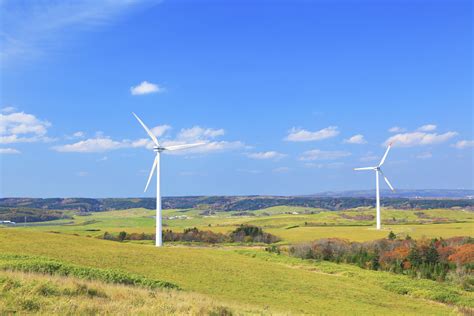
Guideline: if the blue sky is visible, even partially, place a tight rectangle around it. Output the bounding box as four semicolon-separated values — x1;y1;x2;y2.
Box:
1;0;472;197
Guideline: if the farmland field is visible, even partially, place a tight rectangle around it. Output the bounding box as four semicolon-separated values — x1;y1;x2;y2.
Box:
17;207;473;243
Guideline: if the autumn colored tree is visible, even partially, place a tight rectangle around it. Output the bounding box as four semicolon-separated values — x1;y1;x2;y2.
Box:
449;244;474;265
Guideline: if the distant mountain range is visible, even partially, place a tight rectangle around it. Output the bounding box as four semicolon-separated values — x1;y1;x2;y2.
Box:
311;189;474;199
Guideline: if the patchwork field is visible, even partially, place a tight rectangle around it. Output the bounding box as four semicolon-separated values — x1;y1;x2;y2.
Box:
17;207;474;243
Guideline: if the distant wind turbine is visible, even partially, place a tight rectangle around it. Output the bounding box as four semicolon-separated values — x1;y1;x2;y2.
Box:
354;143;395;230
133;112;205;247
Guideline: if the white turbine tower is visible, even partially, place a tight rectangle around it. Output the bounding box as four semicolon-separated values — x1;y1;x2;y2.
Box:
354;143;395;230
133;113;204;247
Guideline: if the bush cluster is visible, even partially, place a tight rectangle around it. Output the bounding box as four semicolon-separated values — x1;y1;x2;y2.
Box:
288;234;473;287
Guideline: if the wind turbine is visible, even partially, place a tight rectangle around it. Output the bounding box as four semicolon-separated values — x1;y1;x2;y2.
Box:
133;112;205;247
354;143;395;230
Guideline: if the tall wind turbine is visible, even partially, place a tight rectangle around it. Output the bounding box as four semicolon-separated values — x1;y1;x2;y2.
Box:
354;143;395;230
133;113;204;247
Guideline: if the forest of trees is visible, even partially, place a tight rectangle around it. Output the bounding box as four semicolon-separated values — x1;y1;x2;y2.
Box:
103;225;280;244
287;234;473;289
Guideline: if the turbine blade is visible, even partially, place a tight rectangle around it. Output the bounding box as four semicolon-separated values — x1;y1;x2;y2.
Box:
164;142;206;151
378;143;392;167
354;167;376;171
132;112;160;147
144;155;158;192
379;169;395;192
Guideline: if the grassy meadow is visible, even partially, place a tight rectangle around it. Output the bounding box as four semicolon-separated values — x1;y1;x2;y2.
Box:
0;206;472;314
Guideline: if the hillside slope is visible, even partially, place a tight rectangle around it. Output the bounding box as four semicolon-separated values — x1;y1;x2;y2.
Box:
0;229;464;315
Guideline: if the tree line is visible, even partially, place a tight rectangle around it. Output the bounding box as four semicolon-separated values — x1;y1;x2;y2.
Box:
103;225;280;244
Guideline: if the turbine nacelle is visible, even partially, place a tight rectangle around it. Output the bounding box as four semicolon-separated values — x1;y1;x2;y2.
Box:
153;146;166;152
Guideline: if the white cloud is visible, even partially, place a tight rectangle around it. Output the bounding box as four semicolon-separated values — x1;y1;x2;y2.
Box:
416;152;432;159
237;169;262;174
177;126;224;141
53;137;126;153
76;171;88;177
54;123;245;154
344;134;367;144
1;106;16;113
0;148;20;154
304;162;344;169
130;81;164;95
388;126;406;133
384;131;457;147
272;167;290;173
73;131;85;138
453;140;474;149
299;149;351;161
0;111;52;144
246;151;286;160
151;125;171;137
284;126;339;142
359;152;379;162
417;124;437;132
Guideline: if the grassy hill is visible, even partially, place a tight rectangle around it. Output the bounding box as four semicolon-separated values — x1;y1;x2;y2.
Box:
0;229;470;315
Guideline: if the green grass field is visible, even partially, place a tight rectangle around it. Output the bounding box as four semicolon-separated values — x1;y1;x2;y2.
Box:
1;206;472;314
0;229;471;315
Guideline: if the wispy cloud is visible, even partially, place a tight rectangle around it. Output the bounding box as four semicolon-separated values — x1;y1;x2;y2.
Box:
359;152;379;162
1;0;156;66
237;169;262;174
343;134;367;144
416;152;432;159
453;140;474;149
388;126;406;133
299;149;351;161
0;148;21;154
272;166;290;173
73;131;85;138
130;81;165;95
284;126;339;142
1;106;17;113
304;162;344;169
246;151;286;160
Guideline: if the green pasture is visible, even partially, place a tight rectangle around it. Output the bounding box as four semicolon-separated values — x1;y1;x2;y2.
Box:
0;229;469;315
